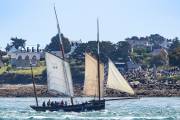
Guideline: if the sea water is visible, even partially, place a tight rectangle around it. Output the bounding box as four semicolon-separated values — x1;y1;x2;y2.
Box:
0;97;179;120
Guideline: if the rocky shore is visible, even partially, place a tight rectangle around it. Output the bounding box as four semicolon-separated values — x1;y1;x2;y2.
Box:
0;84;179;97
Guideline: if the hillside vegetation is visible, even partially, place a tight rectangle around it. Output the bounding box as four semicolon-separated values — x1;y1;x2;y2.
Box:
0;66;7;75
12;66;46;75
0;66;45;75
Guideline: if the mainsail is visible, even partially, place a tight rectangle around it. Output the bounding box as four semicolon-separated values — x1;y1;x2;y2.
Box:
107;59;135;95
46;52;74;96
83;53;104;97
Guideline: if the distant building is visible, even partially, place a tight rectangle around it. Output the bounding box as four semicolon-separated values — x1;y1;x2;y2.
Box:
127;38;153;53
114;62;126;72
127;39;152;48
7;46;41;69
151;48;169;65
151;48;164;56
126;56;141;71
151;48;168;57
159;39;172;49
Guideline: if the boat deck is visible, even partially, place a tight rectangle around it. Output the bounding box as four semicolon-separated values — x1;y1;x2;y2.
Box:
30;99;105;112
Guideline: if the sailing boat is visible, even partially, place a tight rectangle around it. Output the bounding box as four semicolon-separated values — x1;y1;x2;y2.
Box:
107;59;134;95
30;6;136;112
84;54;135;96
83;19;134;98
30;6;105;112
30;52;105;112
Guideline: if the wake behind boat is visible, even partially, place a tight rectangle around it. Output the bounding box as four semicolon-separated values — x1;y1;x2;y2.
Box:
30;5;137;112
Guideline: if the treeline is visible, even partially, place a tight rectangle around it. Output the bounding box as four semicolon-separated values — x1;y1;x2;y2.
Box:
71;41;130;63
169;39;180;68
45;34;71;53
126;34;169;48
42;33;180;68
44;34;131;63
3;33;180;68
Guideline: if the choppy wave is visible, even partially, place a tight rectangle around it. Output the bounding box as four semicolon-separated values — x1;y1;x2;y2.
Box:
0;97;179;120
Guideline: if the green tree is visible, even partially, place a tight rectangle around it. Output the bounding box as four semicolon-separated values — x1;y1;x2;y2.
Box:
133;48;147;55
100;41;115;56
11;37;26;49
71;43;87;57
71;41;115;63
114;41;131;61
0;50;6;56
125;36;139;41
6;37;26;51
5;44;11;52
149;34;165;44
169;47;180;67
85;41;98;54
45;34;71;53
169;37;180;51
168;37;180;67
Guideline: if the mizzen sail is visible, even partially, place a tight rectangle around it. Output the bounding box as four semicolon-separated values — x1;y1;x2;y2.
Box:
46;52;74;96
83;53;104;97
107;59;134;95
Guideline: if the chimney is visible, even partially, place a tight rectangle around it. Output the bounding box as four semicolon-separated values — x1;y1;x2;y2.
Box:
27;47;29;52
37;44;40;52
32;47;34;52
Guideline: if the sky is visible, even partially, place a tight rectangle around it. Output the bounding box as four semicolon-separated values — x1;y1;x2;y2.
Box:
0;0;180;50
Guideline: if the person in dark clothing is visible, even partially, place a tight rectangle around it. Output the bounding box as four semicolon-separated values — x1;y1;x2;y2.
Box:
60;100;64;106
47;99;50;107
65;101;67;106
42;101;46;107
55;101;58;107
51;101;54;107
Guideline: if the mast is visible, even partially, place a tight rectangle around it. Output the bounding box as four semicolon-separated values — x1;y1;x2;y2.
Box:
30;64;38;106
97;19;101;101
54;5;74;105
54;6;65;58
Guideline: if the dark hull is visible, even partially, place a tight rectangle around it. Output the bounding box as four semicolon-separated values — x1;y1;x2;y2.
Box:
30;99;105;112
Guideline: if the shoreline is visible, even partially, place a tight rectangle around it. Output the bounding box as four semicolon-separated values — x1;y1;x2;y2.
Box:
0;84;179;97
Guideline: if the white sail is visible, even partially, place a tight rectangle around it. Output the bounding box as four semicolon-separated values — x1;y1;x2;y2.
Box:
45;52;74;96
107;59;134;95
83;53;104;97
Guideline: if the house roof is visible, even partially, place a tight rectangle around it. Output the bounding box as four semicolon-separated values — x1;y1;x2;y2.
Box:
8;46;18;53
151;48;168;56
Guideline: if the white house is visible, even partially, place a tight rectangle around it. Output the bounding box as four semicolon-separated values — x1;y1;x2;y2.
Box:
127;39;151;48
7;46;41;68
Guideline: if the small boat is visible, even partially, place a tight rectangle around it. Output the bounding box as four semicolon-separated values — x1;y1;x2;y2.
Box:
30;6;136;112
